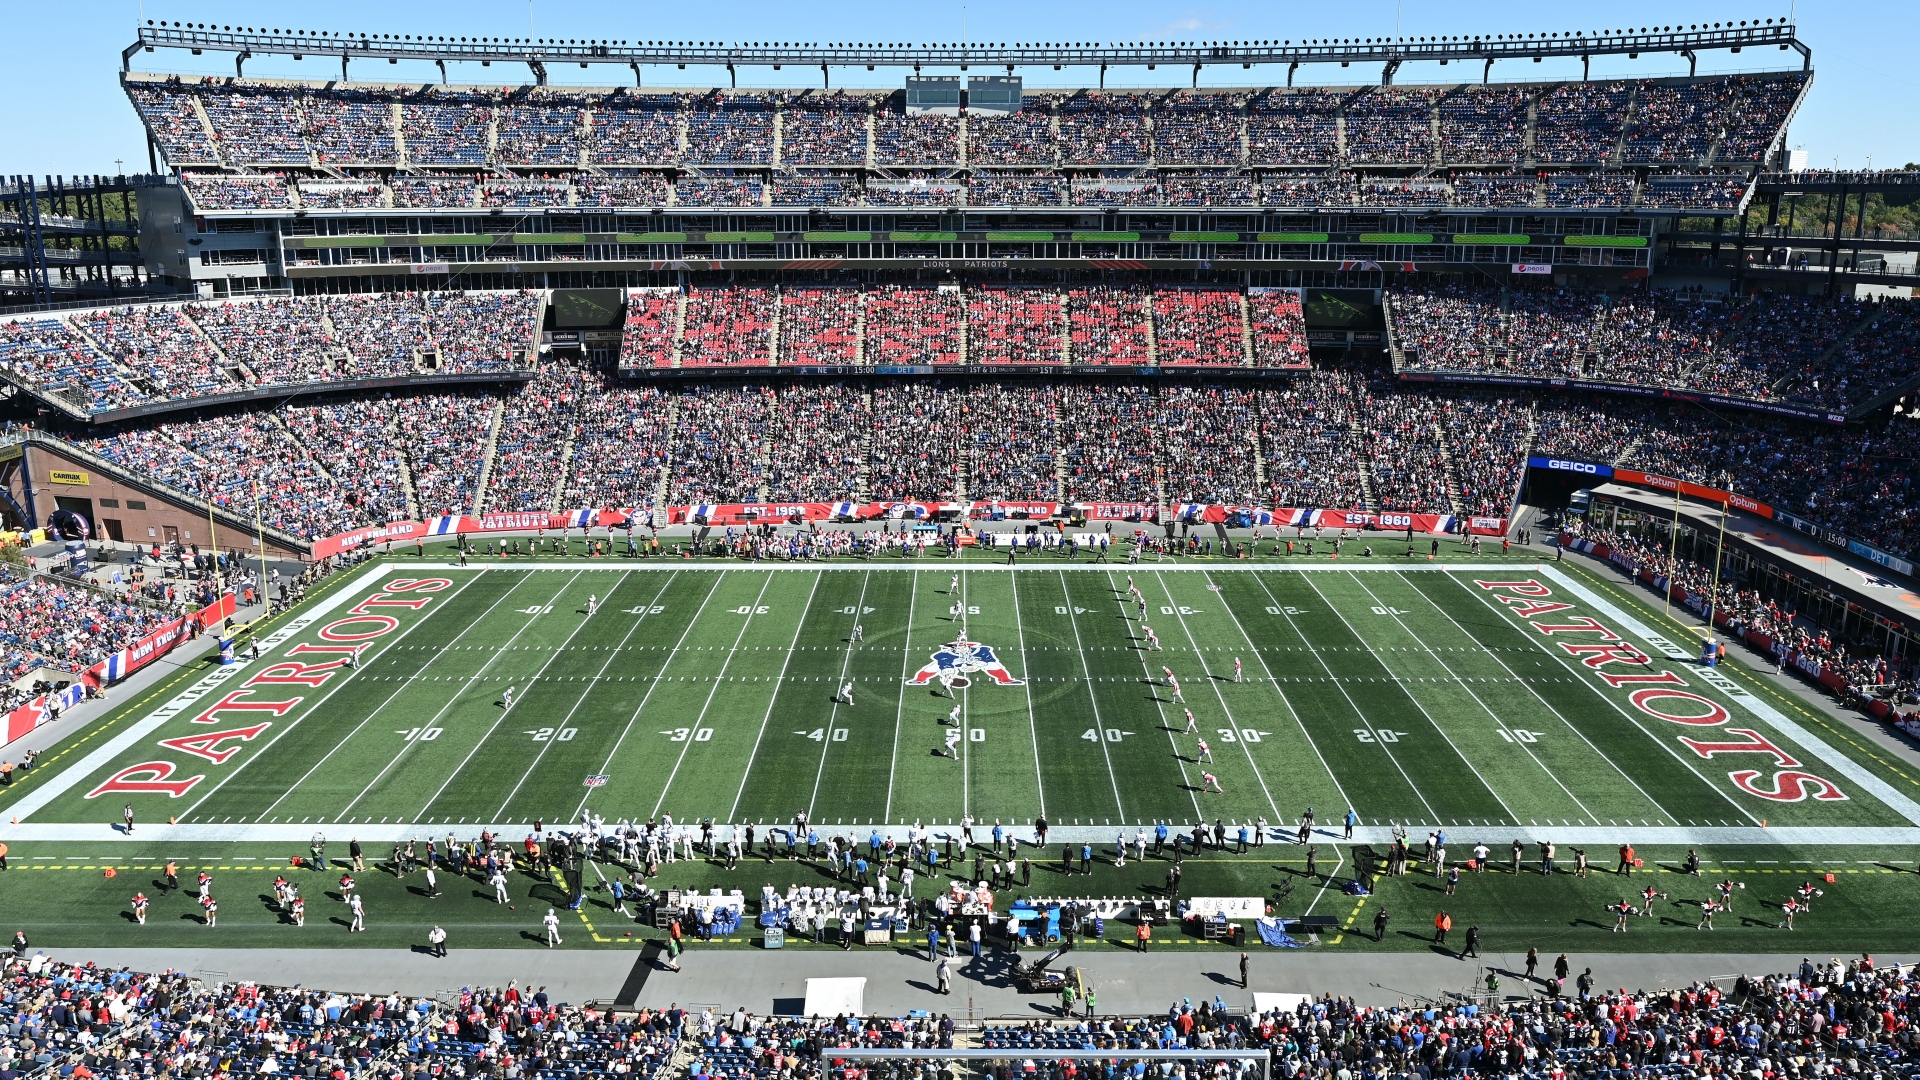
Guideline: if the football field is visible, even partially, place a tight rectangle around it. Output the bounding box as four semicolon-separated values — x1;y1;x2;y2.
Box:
11;556;1920;843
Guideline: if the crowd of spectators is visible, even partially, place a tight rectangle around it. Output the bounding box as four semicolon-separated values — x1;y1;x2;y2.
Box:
1624;81;1732;163
684;93;776;165
778;287;863;365
495;99;586;166
1247;290;1309;368
1067;286;1152;365
73;306;233;401
770;173;861;207
873;109;959;165
127;79;219;165
1359;380;1455;514
966;108;1059;166
399;90;496;167
0;316;148;412
621;289;682;369
665;384;771;504
1450;173;1540;209
181;172;294;210
1060;384;1156;502
575;173;673;208
303;90;400;164
1392;283;1608;377
1639;173;1749;210
1545;171;1637;208
1342;87;1442;165
1532;82;1632;163
674;176;766;208
0;564;175;682
1055;94;1152;165
1719;75;1808;162
396;391;495;517
390;174;477;209
559;382;674;510
968;284;1065;365
781;94;871;165
679;286;776;366
1439;391;1533;517
295;176;388;209
867;382;961;501
480;178;573;209
1246;89;1340;165
1261;368;1365;511
1438;86;1530;163
1151;288;1245;366
279;396;416;524
195;84;309;166
968;171;1064;207
1158;384;1262;505
765;382;870;502
1162;172;1257;207
485;367;586;513
1152;93;1242;165
966;383;1060;501
863;285;963;366
590;94;683;165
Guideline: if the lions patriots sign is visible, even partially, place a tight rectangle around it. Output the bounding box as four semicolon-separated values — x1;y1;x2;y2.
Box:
907;640;1024;686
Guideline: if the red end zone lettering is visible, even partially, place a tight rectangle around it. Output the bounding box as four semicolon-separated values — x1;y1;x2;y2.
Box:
1677;728;1801;769
191;690;302;725
86;761;204;799
318;615;401;641
1729;769;1848;802
1628;687;1731;727
1559;642;1652;669
1474;579;1553;596
350;593;432;613
1532;616;1618;638
382;578;454;593
245;658;350;688
158;723;274;765
1496;597;1575;618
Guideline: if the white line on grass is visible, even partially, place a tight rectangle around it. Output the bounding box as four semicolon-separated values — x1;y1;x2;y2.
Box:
1052;570;1133;821
728;572;826;822
646;571;780;819
1147;571;1282;823
804;570;873;821
1340;571;1598;823
489;572;679;819
1441;571;1761;826
1242;570;1443;825
1089;569;1189;823
1295;572;1521;825
1006;568;1048;820
574;572;728;822
358;572;591;820
1390;569;1676;823
224;571;512;825
881;571;921;823
1199;569;1353;824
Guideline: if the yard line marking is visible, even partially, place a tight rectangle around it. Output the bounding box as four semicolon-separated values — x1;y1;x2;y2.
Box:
228;571;509;824
1444;571;1761;826
1147;571;1281;823
1391;569;1674;822
490;572;678;819
881;571;921;823
1077;569;1175;822
645;571;780;819
804;570;874;821
1298;571;1519;822
351;572;589;820
728;572;826;822
1341;571;1597;822
1249;571;1442;824
1006;568;1048;820
1200;570;1352;819
573;573;727;822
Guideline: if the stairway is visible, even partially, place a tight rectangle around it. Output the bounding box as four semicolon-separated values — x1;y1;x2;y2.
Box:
180;305;257;385
1381;293;1408;373
1052;392;1068;502
1141;291;1159;365
854;386;874;502
392;103;408;167
651;392;680;521
669;291;688;368
269;411;335;484
767;291;784;367
470;398;507;514
389;408;422;520
1349;413;1380;513
1433;421;1467;517
1238;290;1256;367
852;290;869;366
549;416;579;513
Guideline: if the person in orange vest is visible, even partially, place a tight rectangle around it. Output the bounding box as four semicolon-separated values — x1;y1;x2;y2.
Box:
1618;843;1635;875
1434;911;1452;945
1135;919;1151;952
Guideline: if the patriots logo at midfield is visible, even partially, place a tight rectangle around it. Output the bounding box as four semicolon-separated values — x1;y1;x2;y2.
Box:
907;640;1024;686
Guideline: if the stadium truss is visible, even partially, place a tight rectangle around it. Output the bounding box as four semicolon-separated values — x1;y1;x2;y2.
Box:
129;22;1808;87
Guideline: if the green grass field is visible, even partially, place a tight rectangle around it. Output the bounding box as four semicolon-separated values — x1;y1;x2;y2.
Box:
3;547;1918;951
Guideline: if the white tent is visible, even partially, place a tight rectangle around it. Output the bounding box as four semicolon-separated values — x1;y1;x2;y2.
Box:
803;977;866;1017
1251;992;1311;1015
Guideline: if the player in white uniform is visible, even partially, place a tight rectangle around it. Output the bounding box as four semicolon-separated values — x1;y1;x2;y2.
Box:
502;686;515;709
944;727;962;758
948;705;962;727
543;908;562;946
1196;739;1213;764
587;594;598;616
1233;657;1244;683
839;681;855;705
1183;709;1198;734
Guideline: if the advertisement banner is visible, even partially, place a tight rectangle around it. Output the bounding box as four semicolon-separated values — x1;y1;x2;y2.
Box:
1511;263;1553;274
309;520;428;561
1306;511;1497;535
1527;455;1614;480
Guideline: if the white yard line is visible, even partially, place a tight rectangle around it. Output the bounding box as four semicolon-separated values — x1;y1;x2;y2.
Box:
647;571;781;819
1086;569;1189;823
1200;569;1353;824
881;572;921;824
727;572;827;821
1148;571;1282;823
489;572;679;819
804;570;874;820
1295;572;1521;826
1006;568;1048;820
1391;569;1676;823
233;571;513;824
1442;572;1761;826
360;572;590;820
1339;571;1599;823
573;572;729;821
1243;571;1443;825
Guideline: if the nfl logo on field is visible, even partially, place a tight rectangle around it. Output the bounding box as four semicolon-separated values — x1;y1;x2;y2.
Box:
582;774;610;788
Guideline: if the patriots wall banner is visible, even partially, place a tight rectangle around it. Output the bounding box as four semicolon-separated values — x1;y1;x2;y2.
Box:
907;640;1025;686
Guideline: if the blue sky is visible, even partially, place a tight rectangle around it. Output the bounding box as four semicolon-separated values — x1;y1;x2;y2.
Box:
1;0;1912;176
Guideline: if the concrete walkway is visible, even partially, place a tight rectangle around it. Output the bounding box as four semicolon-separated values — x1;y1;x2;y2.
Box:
39;946;1914;1015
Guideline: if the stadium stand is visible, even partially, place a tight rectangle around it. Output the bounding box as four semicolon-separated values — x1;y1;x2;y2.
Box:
678;286;775;367
1067;285;1152;365
966;383;1060;501
1151;288;1245;366
777;287;864;366
863;285;963;366
780;93;871;166
967;285;1065;366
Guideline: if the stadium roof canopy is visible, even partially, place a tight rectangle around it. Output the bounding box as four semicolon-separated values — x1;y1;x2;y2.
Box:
127;21;1809;87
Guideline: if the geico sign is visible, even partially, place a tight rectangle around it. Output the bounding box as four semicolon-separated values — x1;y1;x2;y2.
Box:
1546;459;1600;474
